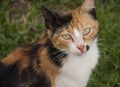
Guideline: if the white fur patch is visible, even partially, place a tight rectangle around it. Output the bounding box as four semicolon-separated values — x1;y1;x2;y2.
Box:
73;28;80;39
55;38;99;87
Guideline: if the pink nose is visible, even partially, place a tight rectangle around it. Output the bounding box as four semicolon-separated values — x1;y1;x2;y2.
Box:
77;45;84;53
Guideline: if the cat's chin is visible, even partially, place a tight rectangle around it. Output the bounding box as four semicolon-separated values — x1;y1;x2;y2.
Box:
75;53;85;56
70;51;87;56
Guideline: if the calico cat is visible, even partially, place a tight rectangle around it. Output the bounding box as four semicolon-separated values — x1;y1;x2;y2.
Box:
0;0;99;87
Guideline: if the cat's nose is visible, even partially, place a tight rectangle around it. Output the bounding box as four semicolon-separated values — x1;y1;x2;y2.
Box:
77;45;84;53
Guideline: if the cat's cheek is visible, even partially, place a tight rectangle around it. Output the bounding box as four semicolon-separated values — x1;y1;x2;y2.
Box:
53;40;70;51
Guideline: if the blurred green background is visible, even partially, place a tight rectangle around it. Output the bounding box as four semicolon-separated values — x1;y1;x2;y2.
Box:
0;0;120;87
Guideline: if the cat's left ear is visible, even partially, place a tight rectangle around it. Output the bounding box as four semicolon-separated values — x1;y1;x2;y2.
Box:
81;0;97;19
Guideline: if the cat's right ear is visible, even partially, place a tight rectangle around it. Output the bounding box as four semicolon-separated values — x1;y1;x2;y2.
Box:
41;6;55;29
41;6;72;31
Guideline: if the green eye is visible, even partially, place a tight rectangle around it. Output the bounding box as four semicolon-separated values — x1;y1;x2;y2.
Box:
62;34;72;40
83;28;91;36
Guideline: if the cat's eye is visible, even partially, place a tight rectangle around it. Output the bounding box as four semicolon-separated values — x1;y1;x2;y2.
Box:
83;28;91;36
62;34;72;40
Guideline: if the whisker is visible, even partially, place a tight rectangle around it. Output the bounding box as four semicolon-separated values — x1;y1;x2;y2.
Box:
50;52;66;65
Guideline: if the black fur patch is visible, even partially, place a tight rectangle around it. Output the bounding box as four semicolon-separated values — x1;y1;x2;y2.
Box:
0;62;19;87
41;6;72;30
20;66;51;87
29;44;41;59
89;8;97;20
45;39;68;67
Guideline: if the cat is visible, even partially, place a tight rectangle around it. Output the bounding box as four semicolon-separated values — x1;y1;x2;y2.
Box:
0;0;99;87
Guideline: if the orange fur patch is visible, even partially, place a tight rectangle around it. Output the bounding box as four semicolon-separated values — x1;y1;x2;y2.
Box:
38;30;48;45
38;47;59;87
1;47;30;70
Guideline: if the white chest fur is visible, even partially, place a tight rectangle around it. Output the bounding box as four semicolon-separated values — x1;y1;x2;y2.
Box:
55;39;99;87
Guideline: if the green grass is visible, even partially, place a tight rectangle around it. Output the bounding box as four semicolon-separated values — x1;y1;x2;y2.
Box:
0;0;120;87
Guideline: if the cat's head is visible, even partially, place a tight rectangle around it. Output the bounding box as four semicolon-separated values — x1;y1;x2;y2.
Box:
41;0;99;56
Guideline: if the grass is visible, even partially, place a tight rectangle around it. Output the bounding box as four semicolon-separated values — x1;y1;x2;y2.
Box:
0;0;120;87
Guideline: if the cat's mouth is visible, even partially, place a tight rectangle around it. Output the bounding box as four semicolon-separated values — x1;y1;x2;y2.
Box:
66;49;87;57
74;51;87;56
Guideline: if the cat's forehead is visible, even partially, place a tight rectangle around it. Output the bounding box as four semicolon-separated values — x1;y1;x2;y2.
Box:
69;13;96;29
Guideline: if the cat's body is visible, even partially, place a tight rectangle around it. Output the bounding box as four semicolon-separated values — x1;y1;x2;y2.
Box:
0;0;99;87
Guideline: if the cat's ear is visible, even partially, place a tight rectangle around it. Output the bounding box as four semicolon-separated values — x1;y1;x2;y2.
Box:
81;0;96;19
41;6;56;29
41;6;72;30
81;0;95;11
41;6;64;30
